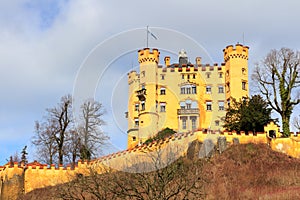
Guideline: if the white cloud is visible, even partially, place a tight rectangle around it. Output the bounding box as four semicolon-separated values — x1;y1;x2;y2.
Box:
1;0;300;164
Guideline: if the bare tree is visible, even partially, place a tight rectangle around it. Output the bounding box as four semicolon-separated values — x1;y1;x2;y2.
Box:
253;48;300;137
47;95;72;165
78;99;108;160
8;151;20;165
32;96;108;165
65;129;81;168
32;120;57;165
57;148;206;200
32;95;72;165
293;116;300;132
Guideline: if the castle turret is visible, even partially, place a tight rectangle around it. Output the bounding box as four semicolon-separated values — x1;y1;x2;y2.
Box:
138;48;159;144
223;44;249;105
127;70;140;148
127;48;160;148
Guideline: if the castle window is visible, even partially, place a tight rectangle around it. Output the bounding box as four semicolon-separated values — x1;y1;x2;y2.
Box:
186;87;191;94
192;86;197;94
160;102;166;112
206;85;212;94
242;81;247;90
219;72;223;78
226;70;229;76
242;68;246;75
161;74;165;80
132;136;136;141
141;101;145;111
180;101;185;109
141;71;145;77
218;101;225;111
135;103;139;111
134;118;139;127
193;74;196;79
141;84;145;89
181;84;196;94
182;74;184;79
160;87;166;95
191;117;197;130
215;120;220;126
187;74;190;79
182;118;187;129
218;86;224;93
206;72;211;78
206;101;212;111
181;87;185;94
186;103;191;109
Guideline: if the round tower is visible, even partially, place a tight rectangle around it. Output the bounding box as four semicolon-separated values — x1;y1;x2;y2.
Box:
136;48;160;144
223;44;249;105
127;70;140;148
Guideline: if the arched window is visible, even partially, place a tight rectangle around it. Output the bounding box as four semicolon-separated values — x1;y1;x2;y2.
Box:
180;84;197;94
179;100;198;109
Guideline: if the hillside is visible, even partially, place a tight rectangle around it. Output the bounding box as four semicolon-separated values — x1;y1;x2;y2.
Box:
20;143;300;199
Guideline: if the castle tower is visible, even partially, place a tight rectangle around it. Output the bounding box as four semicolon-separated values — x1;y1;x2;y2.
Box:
127;48;160;148
137;48;160;144
127;70;140;148
223;44;249;105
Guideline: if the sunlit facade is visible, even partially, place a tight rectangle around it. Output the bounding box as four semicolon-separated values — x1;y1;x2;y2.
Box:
127;44;249;148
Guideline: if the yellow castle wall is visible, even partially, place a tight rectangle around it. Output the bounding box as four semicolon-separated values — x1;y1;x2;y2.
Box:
269;136;300;158
2;130;300;197
127;44;249;148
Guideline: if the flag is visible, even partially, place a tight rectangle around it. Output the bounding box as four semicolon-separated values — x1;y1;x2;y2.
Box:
147;28;158;40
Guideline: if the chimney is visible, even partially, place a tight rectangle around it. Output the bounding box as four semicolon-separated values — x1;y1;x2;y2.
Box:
164;56;170;66
196;57;201;65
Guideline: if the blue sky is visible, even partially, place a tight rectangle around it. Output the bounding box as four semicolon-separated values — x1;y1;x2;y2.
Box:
1;0;300;164
24;0;65;30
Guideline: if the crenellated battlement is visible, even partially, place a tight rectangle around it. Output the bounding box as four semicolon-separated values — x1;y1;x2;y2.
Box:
127;70;139;84
157;63;225;73
138;48;160;64
223;44;249;61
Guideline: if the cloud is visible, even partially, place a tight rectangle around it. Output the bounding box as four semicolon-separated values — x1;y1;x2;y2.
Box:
1;0;300;164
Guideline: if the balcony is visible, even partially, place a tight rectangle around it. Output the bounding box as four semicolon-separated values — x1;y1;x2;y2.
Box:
136;88;146;101
177;108;199;115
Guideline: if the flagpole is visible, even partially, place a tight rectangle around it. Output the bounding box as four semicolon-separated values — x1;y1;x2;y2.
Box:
146;26;149;48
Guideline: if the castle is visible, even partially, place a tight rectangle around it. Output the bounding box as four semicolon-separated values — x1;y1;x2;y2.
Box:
127;44;249;148
3;43;300;200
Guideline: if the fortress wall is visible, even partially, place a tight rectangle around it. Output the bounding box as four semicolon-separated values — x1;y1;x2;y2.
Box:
96;131;198;173
0;163;24;200
23;161;99;193
2;130;300;198
24;165;76;193
269;135;300;158
221;131;268;144
195;130;268;144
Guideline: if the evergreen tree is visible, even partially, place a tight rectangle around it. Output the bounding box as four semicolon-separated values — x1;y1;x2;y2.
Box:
224;95;272;134
21;145;28;165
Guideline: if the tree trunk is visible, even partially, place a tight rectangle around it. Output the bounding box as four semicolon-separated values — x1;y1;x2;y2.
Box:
282;115;290;137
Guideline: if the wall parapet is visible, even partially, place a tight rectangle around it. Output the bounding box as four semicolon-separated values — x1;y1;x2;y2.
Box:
2;129;300;197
